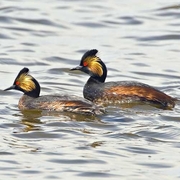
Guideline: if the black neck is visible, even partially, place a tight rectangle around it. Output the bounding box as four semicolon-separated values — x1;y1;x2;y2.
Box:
88;75;106;83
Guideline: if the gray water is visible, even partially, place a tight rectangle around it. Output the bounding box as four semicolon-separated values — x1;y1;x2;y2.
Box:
1;0;180;179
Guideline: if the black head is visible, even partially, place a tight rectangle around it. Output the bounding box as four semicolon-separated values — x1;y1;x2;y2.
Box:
4;67;40;98
71;49;107;83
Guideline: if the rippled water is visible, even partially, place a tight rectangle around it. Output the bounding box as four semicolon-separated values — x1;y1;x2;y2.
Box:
1;0;180;179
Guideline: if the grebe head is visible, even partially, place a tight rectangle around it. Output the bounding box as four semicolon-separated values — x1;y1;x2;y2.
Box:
71;49;107;83
4;67;40;98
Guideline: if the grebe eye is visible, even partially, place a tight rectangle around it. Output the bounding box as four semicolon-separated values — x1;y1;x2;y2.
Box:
15;81;20;85
83;62;88;67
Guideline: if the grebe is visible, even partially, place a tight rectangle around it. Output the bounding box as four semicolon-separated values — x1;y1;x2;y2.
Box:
4;67;104;115
71;49;176;109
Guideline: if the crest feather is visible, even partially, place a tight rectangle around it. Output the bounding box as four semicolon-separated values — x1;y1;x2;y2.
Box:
81;49;98;62
16;71;36;92
82;50;103;77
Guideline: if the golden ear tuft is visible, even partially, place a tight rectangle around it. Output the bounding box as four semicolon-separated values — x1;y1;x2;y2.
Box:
16;73;36;92
84;56;103;77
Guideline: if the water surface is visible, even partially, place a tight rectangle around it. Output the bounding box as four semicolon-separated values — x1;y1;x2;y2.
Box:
1;0;180;179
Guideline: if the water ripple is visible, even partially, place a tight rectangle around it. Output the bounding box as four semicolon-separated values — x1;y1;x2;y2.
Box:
1;0;180;179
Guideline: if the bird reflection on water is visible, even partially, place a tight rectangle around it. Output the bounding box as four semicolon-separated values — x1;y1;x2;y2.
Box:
14;109;102;133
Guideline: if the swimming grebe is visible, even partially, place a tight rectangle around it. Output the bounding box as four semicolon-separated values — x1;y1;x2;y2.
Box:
71;49;176;109
4;67;104;115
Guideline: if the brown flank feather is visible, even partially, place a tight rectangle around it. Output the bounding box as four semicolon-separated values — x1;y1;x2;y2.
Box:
105;86;175;108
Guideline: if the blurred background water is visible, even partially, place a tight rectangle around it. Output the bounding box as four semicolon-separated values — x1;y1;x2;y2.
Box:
1;0;180;179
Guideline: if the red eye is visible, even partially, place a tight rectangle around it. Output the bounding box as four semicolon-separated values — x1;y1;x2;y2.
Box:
15;81;20;85
83;62;88;66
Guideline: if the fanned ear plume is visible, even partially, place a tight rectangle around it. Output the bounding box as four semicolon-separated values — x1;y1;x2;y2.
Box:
14;67;36;92
80;49;103;77
85;56;103;77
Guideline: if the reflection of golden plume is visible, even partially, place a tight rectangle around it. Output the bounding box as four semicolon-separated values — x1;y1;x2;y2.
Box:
16;73;36;92
84;56;103;77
